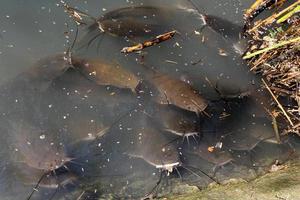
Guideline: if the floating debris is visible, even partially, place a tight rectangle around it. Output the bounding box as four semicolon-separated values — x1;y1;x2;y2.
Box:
121;30;176;53
243;0;300;135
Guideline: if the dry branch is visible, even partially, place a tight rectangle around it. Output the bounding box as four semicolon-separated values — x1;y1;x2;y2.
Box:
121;30;176;53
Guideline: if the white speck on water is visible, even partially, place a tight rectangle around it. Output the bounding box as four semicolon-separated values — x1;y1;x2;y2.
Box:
5;15;10;18
98;143;101;147
102;8;107;11
48;104;52;108
15;99;18;103
194;30;200;35
38;29;43;33
39;134;46;140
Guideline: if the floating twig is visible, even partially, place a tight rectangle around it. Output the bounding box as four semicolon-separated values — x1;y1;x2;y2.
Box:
121;30;176;53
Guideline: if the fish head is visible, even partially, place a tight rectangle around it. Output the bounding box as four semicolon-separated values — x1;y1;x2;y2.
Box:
155;145;181;173
165;119;200;137
37;150;72;172
42;148;72;172
181;95;208;115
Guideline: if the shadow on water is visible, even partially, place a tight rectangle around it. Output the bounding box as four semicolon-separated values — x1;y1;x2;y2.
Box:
0;0;299;199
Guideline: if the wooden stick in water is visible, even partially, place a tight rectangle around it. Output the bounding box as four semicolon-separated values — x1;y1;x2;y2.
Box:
121;30;177;53
262;78;294;127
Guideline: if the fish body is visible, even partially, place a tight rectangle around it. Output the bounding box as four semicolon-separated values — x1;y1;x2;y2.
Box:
126;123;180;173
188;142;233;168
25;54;71;91
204;15;248;55
9;121;70;172
72;57;140;92
140;74;208;114
150;104;200;137
98;6;170;38
15;163;77;189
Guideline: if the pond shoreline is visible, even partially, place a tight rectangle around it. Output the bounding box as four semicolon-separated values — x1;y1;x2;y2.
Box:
164;158;300;200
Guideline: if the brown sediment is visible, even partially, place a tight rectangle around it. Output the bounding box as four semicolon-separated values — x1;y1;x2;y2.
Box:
243;0;300;136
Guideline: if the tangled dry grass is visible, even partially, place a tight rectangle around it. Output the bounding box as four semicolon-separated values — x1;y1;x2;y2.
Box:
243;0;300;136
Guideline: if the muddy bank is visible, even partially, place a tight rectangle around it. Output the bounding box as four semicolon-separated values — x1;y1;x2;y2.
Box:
164;158;300;200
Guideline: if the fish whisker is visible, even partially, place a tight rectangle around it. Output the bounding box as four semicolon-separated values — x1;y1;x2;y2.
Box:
142;170;164;200
174;167;183;181
183;165;220;185
26;173;47;200
87;32;104;49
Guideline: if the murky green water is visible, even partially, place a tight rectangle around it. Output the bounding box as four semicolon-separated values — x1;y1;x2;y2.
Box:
0;0;299;199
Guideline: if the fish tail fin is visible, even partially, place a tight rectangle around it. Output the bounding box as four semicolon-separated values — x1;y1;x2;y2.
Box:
61;1;96;26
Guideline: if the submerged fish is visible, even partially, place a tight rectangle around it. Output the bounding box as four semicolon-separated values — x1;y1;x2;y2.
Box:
97;6;171;38
71;57;140;92
73;4;206;50
9;121;71;172
15;163;77;189
149;104;200;139
222;117;281;152
125;123;180;173
222;130;263;152
87;5;205;37
138;73;208;114
203;15;248;55
187;142;233;172
25;54;71;91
